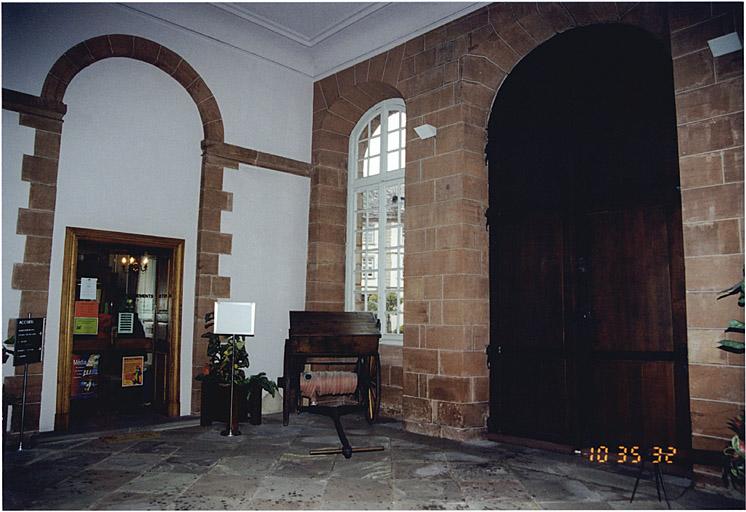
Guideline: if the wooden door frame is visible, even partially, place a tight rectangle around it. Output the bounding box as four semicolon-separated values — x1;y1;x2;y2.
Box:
54;227;185;431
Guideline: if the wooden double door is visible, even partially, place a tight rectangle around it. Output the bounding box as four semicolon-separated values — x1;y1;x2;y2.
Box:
486;25;691;452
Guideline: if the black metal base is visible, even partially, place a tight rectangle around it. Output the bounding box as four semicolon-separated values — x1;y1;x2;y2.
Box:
220;427;241;437
299;404;382;459
630;461;671;509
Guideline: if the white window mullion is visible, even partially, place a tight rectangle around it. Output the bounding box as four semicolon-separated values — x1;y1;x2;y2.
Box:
377;180;386;329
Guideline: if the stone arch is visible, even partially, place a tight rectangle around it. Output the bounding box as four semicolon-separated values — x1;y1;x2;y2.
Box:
307;80;405;311
460;3;669;124
7;34;233;431
41;34;224;141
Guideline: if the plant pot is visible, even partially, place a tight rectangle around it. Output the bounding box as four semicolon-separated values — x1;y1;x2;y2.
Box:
200;381;248;426
248;380;262;425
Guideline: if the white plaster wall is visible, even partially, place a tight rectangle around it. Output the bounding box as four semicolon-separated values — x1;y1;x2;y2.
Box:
2;3;314;430
40;59;203;430
1;111;34;379
1;2;313;162
221;165;310;411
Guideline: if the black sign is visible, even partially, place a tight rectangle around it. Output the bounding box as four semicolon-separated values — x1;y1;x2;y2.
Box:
14;317;44;366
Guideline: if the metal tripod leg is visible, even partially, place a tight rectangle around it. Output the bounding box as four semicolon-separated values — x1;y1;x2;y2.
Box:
654;464;671;509
630;461;645;503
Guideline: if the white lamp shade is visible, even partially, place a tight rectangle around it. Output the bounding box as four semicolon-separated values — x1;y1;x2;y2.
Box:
214;301;255;335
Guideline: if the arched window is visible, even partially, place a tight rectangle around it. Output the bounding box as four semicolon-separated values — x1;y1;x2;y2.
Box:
345;98;405;343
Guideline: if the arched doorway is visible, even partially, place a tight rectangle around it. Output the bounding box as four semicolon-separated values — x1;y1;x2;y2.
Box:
486;25;690;453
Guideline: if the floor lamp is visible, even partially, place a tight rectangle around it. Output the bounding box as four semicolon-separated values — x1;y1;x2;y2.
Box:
213;301;256;437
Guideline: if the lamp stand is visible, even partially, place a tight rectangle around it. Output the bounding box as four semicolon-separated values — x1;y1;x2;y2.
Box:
220;335;241;437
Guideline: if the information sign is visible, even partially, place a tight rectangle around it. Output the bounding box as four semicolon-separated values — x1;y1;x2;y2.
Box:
14;317;44;366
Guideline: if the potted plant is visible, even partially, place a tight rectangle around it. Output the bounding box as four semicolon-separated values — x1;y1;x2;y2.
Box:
246;372;279;425
716;276;744;490
196;331;251;427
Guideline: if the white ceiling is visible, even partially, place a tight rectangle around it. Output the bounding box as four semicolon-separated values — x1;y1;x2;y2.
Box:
121;2;487;79
214;2;390;47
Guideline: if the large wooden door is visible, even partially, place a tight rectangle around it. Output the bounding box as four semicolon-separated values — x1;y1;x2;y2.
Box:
487;25;690;452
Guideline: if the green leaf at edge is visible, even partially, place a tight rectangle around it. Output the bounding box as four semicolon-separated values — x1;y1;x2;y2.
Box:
718;339;746;353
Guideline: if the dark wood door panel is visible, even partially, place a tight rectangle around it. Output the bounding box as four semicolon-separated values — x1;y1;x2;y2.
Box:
498;357;572;443
494;212;566;351
583;360;676;447
583;206;674;353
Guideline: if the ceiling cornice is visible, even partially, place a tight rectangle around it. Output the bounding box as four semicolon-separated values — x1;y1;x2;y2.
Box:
212;2;391;47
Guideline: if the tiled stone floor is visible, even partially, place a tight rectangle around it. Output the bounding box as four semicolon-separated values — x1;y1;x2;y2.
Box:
3;413;744;510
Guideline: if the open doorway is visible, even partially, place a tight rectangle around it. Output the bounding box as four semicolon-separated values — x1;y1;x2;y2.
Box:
486;25;691;456
55;228;184;432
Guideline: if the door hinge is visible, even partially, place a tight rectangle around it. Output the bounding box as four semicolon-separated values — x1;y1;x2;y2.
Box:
486;345;501;369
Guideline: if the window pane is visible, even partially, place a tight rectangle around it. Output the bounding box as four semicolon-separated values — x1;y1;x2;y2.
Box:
370;115;382;138
368;156;380;176
400;112;406;127
387;131;400;151
358;125;368;141
369;137;380;156
384;290;403;334
388;111;400;130
387;151;399;172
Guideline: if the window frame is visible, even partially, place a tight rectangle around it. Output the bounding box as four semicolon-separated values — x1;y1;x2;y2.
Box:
345;98;406;345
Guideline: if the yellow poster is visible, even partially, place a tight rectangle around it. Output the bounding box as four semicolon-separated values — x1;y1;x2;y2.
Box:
73;317;98;335
121;356;144;387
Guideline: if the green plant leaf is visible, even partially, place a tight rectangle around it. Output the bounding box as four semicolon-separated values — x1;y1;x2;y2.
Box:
726;320;745;333
718;339;746;353
717;279;744;300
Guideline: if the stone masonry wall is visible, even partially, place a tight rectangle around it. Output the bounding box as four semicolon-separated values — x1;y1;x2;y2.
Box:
307;1;744;452
669;2;745;477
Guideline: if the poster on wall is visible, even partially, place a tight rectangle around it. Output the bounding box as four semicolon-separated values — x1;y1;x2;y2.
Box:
79;277;97;300
121;356;144;387
74;301;99;335
71;353;100;399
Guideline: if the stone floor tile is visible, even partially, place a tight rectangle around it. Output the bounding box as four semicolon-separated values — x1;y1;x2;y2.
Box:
393;477;464;502
449;461;510;482
321;499;393;510
270;452;336;478
458;478;533;503
120;470;201;495
515;468;604;502
129;439;184;455
465;499;541;510
73;437;140;453
608;498;671;509
36;448;114;467
184;472;261;499
210;453;279;475
172;493;253;510
2;448;53;467
441;450;492;463
329;456;392;480
4;413;744;510
253;475;328;503
393;498;472;509
149;451;222;474
248;497;323;509
393;459;451;479
323;476;393;503
91;490;177;510
27;469;141;510
390;448;448;461
91;452;166;472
